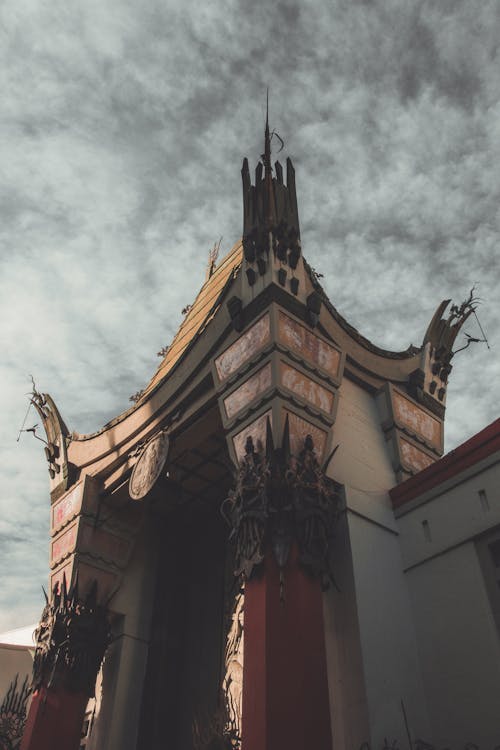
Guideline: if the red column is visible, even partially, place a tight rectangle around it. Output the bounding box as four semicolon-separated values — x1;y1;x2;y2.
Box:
242;544;332;750
20;686;88;750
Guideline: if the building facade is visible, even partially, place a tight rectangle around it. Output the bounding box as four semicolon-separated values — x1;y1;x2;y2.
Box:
16;119;499;750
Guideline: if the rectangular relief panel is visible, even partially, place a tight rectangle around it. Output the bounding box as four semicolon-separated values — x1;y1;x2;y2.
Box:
280;362;334;415
78;524;131;567
52;483;83;533
215;314;271;381
284;410;328;462
224;363;272;419
50;559;118;604
399;437;435;473
278;311;340;376
393;389;442;450
232;410;272;461
51;522;78;567
51;518;131;569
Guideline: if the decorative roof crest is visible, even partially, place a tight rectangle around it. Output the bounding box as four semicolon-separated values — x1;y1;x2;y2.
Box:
241;94;301;269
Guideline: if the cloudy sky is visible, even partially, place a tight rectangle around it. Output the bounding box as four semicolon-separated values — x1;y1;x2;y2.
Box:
1;0;499;632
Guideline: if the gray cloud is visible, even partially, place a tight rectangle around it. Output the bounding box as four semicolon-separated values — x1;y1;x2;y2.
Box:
1;0;499;630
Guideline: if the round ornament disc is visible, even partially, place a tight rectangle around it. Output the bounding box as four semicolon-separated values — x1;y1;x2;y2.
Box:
129;431;170;500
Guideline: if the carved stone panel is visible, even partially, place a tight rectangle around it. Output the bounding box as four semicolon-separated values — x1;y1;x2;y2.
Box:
400;437;435;473
280;362;334;414
51;523;78;567
223;592;244;742
215;314;271;381
78;525;131;566
232;411;273;461
129;431;170;500
224;363;272;419
278;311;341;376
285;410;327;462
50;560;118;606
51;482;84;533
393;390;442;450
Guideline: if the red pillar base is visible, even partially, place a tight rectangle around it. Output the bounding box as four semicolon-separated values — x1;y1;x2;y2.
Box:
20;685;88;750
242;545;332;750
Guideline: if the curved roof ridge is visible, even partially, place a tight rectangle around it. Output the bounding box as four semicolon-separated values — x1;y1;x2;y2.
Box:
304;259;421;360
71;241;243;441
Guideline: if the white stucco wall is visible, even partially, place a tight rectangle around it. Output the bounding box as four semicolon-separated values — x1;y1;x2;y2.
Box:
405;543;500;747
348;510;431;744
396;449;500;746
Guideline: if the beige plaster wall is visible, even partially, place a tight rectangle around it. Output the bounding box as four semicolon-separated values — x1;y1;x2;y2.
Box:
326;377;430;744
333;377;395;492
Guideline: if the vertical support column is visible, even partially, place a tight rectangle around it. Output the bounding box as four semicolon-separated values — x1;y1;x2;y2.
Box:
20;579;109;750
242;544;332;750
222;424;340;750
21;685;89;750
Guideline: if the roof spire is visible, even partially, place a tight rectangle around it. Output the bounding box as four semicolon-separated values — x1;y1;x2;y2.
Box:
241;98;301;264
263;88;276;228
264;88;271;174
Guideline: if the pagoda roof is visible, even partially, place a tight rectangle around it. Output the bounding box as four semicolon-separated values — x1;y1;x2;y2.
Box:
138;241;243;404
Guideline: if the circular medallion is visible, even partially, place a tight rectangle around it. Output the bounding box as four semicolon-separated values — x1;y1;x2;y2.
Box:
129;431;170;501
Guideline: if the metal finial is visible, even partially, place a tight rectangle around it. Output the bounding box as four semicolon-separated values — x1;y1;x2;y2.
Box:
262;88;276;229
263;88;271;172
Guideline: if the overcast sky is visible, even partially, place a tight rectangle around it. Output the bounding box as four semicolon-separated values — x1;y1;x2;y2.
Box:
1;0;499;632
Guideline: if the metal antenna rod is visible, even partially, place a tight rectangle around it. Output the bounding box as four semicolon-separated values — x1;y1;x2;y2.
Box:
473;308;491;350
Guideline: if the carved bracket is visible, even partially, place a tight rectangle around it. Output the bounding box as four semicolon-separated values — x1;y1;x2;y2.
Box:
29;384;71;495
32;576;110;697
221;417;340;588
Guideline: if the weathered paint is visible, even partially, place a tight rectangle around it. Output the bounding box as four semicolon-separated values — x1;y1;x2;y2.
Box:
278;311;340;375
400;438;434;473
285;410;327;461
79;525;130;566
51;483;83;533
51;524;78;567
280;362;334;414
215;314;271;381
232;410;273;461
50;560;117;604
393;390;441;448
224;363;272;418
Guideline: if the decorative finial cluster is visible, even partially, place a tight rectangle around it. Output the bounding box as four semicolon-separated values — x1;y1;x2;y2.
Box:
241;95;301;284
221;417;340;592
32;576;110;696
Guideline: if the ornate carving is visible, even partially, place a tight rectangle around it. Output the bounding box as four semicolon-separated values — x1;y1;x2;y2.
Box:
423;289;480;382
241;105;300;273
129;431;170;501
0;674;30;750
222;437;269;579
222;418;340;587
32;578;110;697
222;592;244;744
192;709;234;750
28;382;70;490
192;592;244;750
289;435;340;581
